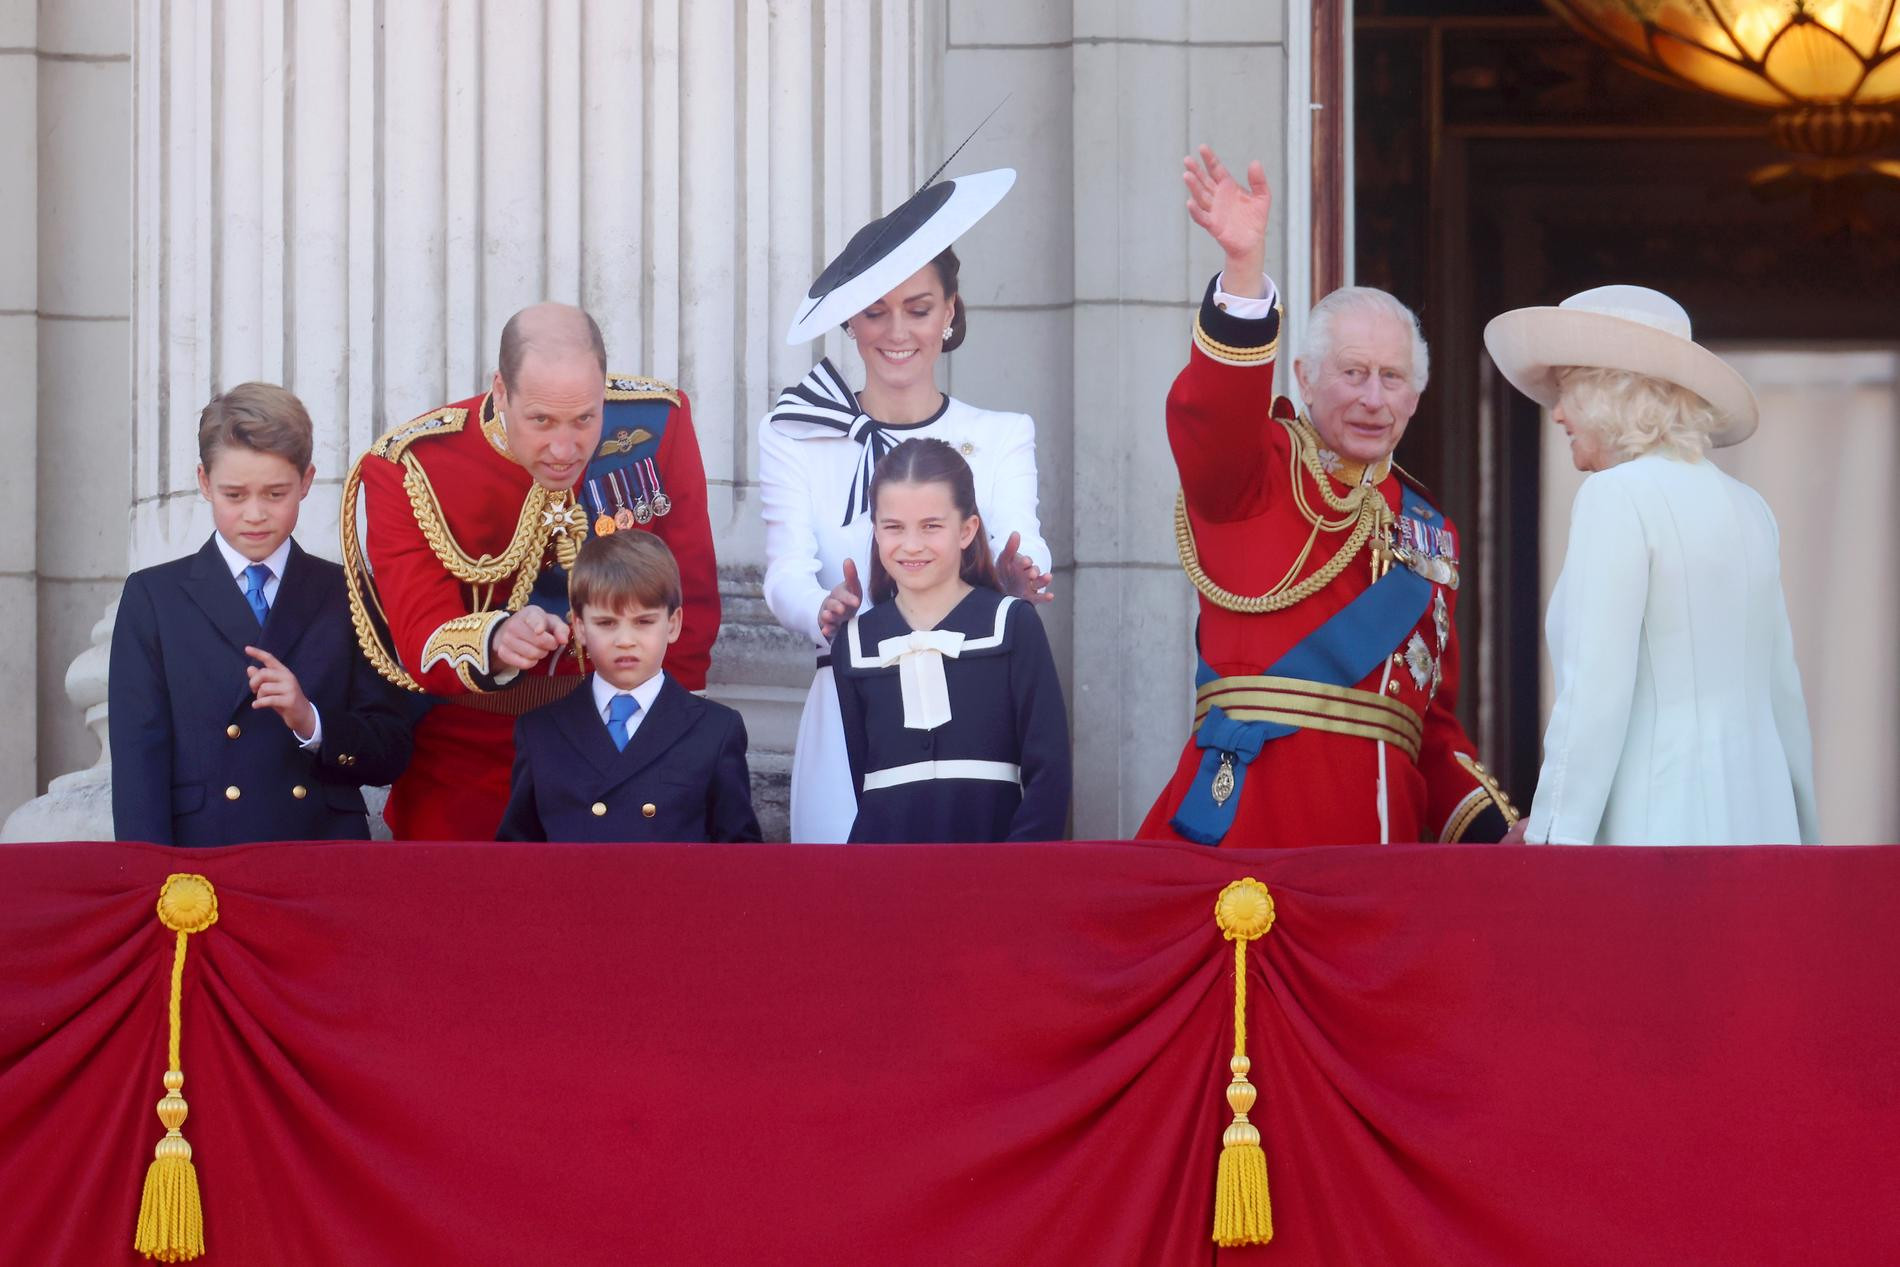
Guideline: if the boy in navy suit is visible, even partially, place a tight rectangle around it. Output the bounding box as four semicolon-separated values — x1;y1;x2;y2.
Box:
110;383;415;845
497;531;760;842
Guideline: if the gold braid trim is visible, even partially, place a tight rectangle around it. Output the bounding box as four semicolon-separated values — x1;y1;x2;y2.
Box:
1193;304;1283;367
402;452;556;587
1175;415;1398;614
342;453;426;692
343;427;577;691
605;371;681;404
371;406;469;461
1441;753;1519;842
421;611;510;691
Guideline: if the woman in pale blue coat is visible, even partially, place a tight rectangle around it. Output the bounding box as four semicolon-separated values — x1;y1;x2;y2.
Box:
1486;285;1819;845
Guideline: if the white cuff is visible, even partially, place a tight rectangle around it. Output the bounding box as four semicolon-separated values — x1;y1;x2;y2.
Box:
295;704;323;751
1213;271;1280;320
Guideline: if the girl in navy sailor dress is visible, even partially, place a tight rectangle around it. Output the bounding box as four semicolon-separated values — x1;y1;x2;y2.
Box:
831;439;1071;843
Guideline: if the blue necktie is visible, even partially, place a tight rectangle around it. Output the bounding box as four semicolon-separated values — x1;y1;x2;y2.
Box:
243;563;272;626
606;693;640;752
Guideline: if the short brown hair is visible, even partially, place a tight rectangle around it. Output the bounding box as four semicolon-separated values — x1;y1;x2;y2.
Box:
498;305;608;390
197;382;315;470
569;529;683;617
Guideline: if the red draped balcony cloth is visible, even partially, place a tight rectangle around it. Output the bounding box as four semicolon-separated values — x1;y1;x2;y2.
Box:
2;840;1895;1265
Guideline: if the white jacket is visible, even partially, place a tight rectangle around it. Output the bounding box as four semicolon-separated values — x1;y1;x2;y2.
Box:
759;394;1049;649
1527;452;1819;845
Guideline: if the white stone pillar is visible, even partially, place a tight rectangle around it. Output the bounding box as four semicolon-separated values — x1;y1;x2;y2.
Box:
17;0;133;826
97;0;933;839
941;0;1304;837
0;1;40;819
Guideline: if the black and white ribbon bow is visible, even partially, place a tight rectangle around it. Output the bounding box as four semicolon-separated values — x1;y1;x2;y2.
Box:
769;358;897;528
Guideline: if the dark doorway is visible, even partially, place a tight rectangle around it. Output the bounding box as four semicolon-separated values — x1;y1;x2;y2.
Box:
1354;0;1900;804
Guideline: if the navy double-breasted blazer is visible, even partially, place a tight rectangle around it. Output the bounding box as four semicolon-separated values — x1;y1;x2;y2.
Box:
109;536;417;845
497;672;761;843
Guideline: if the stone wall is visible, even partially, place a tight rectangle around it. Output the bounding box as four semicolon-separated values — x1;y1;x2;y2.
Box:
5;0;1313;843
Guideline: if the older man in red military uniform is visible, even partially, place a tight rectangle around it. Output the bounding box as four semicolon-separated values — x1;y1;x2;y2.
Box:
1138;148;1514;847
344;303;720;840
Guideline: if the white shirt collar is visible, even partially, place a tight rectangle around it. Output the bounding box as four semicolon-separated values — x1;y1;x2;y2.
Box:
591;669;666;721
213;532;294;584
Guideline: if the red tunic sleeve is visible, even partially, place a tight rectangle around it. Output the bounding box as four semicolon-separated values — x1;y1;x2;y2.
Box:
1166;275;1287;524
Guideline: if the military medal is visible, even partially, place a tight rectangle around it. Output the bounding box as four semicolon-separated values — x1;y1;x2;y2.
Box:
585;477;616;536
627;464;655;525
642;457;672;518
608;469;637;531
1211;753;1236;807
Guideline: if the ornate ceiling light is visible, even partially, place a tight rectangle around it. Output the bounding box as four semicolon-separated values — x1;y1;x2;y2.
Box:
1542;1;1900;177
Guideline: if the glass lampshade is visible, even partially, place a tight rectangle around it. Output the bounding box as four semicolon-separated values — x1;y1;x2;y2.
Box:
1544;1;1900;155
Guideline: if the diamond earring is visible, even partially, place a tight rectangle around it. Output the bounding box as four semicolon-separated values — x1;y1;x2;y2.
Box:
941;325;954;342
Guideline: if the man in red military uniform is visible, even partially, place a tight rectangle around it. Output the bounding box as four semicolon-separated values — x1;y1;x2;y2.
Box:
1138;148;1514;847
344;303;721;840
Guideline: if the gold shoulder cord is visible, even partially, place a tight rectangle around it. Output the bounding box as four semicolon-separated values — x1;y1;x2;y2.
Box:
342;453;424;692
1175;416;1394;614
342;424;568;691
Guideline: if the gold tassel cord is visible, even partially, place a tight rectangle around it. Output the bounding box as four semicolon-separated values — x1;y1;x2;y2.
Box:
134;874;220;1263
1212;878;1276;1248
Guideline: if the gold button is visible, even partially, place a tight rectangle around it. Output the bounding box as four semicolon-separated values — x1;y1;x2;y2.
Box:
226;724;241;739
959;442;974;456
291;785;307;799
591;802;607;817
225;786;241;801
642;803;657;818
1387;680;1402;695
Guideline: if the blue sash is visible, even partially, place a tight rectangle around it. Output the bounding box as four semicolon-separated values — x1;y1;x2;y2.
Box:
1171;484;1439;845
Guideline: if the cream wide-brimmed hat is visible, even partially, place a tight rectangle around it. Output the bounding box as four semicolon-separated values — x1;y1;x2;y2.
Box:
1482;284;1758;446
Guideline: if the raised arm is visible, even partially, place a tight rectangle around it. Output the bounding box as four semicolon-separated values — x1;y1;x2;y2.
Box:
1170;145;1285;523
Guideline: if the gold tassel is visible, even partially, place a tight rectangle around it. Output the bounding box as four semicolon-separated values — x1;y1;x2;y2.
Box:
134;874;220;1263
1212;877;1276;1248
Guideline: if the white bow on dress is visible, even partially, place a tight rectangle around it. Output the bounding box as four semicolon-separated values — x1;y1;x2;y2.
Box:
874;629;966;731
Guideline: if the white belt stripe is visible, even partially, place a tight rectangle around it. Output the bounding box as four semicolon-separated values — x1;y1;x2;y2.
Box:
861;759;1022;792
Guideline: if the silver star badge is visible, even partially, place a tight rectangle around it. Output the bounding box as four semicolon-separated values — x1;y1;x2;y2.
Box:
1405;633;1433;691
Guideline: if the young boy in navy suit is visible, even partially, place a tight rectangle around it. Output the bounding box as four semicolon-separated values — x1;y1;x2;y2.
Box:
497;531;760;842
110;383;415;845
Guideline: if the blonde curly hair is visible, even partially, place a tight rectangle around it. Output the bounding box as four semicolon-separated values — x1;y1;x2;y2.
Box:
1555;366;1720;463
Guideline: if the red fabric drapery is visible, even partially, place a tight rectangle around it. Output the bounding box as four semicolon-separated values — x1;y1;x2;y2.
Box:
2;840;1895;1265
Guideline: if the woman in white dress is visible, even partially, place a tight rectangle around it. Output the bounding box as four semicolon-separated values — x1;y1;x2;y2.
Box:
761;168;1054;842
1485;285;1819;845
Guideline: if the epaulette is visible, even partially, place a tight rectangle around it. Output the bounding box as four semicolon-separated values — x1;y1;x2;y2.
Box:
368;406;469;461
604;372;681;405
1392;461;1438;503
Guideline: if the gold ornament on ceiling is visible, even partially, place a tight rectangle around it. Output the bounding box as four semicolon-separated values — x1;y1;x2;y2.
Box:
1542;1;1900;182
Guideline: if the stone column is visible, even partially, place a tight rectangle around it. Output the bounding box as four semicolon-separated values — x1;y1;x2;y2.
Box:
0;0;133;838
940;0;1304;838
7;0;935;840
0;0;40;819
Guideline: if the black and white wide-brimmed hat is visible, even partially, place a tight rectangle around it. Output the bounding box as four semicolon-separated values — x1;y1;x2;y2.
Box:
1483;285;1759;446
784;168;1016;346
